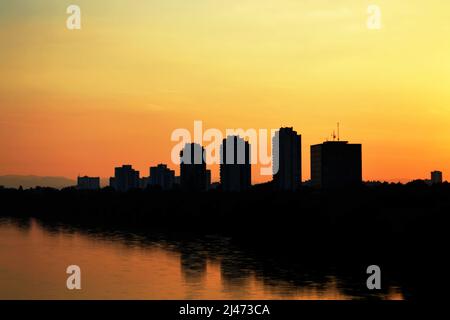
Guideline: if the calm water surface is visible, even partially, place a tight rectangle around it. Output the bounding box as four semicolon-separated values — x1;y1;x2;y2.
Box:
0;217;403;300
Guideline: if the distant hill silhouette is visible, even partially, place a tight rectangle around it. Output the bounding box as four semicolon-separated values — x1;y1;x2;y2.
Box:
0;175;76;189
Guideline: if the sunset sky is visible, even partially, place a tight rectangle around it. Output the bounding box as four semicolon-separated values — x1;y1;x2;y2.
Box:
1;0;449;183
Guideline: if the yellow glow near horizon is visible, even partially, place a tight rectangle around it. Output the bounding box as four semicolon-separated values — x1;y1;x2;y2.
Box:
1;0;449;183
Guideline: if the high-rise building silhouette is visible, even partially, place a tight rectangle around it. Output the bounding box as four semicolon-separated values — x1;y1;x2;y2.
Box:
311;141;362;188
431;171;443;184
180;143;208;191
110;165;140;191
272;127;302;191
220;135;251;191
77;176;100;190
149;164;175;190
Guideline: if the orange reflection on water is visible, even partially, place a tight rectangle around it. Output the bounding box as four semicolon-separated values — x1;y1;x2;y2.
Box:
0;218;403;300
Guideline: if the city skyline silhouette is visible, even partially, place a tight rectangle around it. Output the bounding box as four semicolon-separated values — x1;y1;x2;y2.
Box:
6;125;440;191
1;0;449;307
0;124;446;190
30;126;360;191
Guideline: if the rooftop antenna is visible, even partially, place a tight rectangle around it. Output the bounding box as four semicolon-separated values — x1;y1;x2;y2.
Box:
337;122;340;141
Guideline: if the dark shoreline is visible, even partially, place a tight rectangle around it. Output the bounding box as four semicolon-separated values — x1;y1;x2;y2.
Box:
1;182;448;300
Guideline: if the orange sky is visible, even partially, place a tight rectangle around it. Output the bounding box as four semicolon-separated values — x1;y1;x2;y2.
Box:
1;0;449;183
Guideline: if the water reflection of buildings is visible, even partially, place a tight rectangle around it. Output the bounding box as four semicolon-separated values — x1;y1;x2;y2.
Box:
175;237;405;300
220;255;253;296
180;249;207;283
0;216;33;234
11;219;404;300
